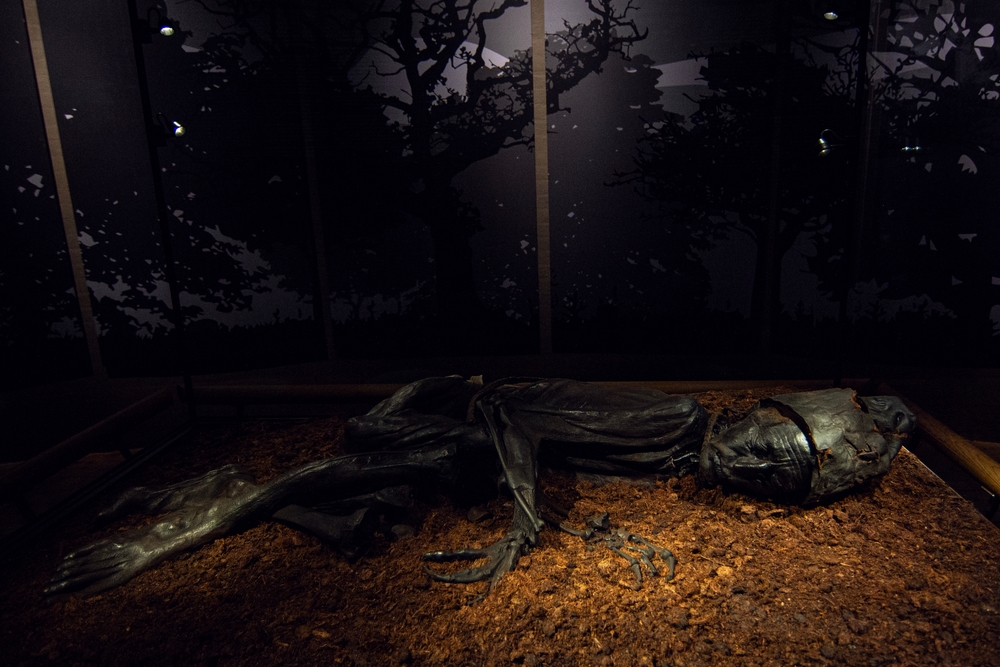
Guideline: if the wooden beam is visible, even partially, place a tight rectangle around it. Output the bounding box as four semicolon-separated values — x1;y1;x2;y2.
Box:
531;0;552;354
878;383;1000;498
22;0;106;379
191;384;405;405
972;440;1000;465
0;386;177;504
599;379;836;394
291;2;336;361
189;378;849;407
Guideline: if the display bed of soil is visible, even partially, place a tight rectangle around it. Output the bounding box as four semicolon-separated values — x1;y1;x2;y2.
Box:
2;387;999;667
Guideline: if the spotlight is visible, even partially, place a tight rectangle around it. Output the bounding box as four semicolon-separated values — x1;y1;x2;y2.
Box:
817;129;845;157
823;10;839;20
153;113;187;143
134;8;178;43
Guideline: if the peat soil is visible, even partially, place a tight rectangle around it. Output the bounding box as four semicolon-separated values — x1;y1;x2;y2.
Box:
2;388;999;667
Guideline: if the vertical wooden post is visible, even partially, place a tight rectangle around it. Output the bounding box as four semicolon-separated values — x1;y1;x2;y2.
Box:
22;0;106;379
292;8;336;361
531;0;552;354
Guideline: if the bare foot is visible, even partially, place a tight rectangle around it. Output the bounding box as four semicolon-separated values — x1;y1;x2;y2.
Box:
47;496;245;597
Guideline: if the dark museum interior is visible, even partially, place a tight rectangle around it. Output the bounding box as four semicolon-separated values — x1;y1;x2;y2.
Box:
2;0;1000;665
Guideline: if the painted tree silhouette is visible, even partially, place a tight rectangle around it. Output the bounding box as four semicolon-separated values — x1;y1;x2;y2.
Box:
839;0;1000;348
63;2;324;345
182;0;646;323
616;40;857;326
334;0;647;318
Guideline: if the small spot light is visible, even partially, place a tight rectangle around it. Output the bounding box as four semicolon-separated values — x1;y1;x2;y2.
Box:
823;10;839;20
137;8;177;41
817;129;844;157
172;121;186;137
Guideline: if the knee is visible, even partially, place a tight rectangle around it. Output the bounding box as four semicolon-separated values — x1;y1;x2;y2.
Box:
343;415;383;453
677;396;709;430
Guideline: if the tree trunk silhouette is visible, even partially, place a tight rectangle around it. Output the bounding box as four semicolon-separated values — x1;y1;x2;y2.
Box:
428;216;481;319
175;0;646;350
410;175;484;323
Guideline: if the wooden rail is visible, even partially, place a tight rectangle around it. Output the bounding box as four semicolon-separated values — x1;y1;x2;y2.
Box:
190;378;853;407
0;386;179;505
191;384;405;405
878;383;1000;498
600;379;843;394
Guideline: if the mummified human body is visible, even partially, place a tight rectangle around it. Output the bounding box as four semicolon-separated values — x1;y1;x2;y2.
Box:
46;377;914;597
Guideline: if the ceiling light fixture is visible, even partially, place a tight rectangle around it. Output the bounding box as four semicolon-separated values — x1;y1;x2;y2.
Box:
817;129;845;157
134;8;178;43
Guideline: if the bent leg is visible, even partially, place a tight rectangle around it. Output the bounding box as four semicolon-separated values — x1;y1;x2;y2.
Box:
272;505;379;560
94;464;257;525
47;443;456;597
344;376;490;455
502;380;708;476
344;378;495;503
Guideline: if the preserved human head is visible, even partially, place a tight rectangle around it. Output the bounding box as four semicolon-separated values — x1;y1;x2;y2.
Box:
699;389;916;505
858;395;916;436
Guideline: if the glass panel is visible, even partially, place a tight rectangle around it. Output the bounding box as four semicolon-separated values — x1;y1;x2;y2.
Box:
546;0;781;354
857;0;1000;364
